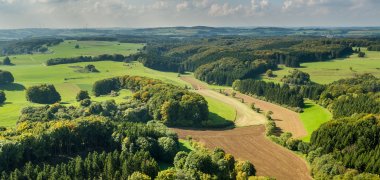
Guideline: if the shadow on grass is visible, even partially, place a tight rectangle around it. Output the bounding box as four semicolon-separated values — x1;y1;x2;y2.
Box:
204;112;235;129
303;102;313;109
0;102;12;107
0;83;25;91
179;143;192;153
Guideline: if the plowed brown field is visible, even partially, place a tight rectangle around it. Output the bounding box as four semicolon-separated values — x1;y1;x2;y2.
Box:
178;76;311;179
172;126;312;180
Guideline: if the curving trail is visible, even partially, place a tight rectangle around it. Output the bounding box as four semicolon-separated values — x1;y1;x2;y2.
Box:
197;89;266;126
178;76;311;180
228;90;307;138
181;76;307;138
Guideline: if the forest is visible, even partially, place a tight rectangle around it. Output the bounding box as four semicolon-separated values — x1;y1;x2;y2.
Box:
0;75;255;179
0;33;379;179
133;37;357;85
232;79;305;108
92;75;209;127
259;73;380;179
0;38;63;55
46;54;129;66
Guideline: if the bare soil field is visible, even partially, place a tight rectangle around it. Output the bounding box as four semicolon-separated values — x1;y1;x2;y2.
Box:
172;126;312;180
179;76;311;179
180;76;307;138
230;91;307;138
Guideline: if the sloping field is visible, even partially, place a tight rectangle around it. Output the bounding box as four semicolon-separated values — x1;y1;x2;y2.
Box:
172;126;312;180
179;76;311;179
232;91;307;138
181;76;266;126
198;89;266;126
181;76;307;138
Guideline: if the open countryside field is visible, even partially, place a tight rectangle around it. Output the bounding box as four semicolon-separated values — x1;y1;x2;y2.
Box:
178;76;311;179
0;41;193;127
300;100;332;142
172;126;312;180
260;48;380;84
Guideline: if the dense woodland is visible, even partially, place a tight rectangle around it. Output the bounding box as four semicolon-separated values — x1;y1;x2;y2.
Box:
92;75;209;127
259;73;380;179
368;45;380;51
1;38;63;55
133;37;358;85
1;35;380;179
46;54;129;66
233;79;304;108
316;74;380;118
0;76;256;179
308;114;380;179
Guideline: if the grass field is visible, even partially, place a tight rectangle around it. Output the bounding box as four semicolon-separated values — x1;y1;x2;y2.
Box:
0;40;192;127
0;40;235;128
260;48;380;84
205;96;236;126
300;100;332;142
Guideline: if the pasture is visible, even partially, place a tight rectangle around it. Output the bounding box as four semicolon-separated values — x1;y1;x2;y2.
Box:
0;41;186;127
300;100;332;141
260;48;380;84
0;40;237;127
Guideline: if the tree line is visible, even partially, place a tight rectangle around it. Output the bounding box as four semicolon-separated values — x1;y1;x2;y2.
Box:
92;75;209;127
1;38;63;55
308;114;380;179
45;54;130;66
132;37;355;85
233;79;304;108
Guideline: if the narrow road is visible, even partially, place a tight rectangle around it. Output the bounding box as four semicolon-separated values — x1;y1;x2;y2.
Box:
177;76;312;180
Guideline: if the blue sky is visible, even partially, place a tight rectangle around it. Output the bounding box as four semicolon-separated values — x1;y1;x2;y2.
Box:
0;0;380;28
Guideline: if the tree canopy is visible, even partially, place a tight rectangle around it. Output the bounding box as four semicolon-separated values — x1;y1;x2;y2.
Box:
25;84;61;104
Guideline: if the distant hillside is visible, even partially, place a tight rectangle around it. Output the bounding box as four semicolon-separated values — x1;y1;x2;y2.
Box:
2;27;380;40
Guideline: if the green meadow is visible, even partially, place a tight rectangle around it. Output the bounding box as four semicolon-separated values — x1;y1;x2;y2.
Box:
300;100;332;142
0;40;237;127
260;48;380;84
0;41;190;127
204;96;236;127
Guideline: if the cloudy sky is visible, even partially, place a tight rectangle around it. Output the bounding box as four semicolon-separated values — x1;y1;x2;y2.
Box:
0;0;380;28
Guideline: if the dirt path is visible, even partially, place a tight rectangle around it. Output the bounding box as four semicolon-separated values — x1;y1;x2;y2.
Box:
179;76;311;179
230;91;307;138
172;126;312;180
181;76;307;138
198;89;266;126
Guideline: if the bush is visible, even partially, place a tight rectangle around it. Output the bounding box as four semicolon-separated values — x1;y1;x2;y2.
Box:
0;70;14;84
2;57;11;65
0;91;5;104
92;78;120;96
25;84;61;104
76;90;90;102
80;99;92;107
158;137;179;162
128;172;150;180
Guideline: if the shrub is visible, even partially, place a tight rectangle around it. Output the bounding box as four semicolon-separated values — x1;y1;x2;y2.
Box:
2;57;11;65
76;90;90;102
0;70;14;84
25;84;61;104
158;137;179;162
0;91;5;104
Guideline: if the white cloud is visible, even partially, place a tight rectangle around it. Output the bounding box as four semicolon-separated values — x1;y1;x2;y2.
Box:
208;3;243;16
251;0;269;11
0;0;380;28
176;1;189;12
